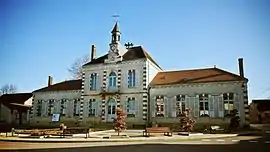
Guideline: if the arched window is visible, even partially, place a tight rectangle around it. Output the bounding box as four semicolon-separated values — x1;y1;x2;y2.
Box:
108;72;117;87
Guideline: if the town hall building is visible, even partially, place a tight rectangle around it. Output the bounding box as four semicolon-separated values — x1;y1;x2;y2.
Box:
29;23;249;128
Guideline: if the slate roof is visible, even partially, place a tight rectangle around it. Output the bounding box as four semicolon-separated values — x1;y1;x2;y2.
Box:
33;79;82;93
111;22;120;33
0;93;32;105
83;46;162;69
150;67;248;86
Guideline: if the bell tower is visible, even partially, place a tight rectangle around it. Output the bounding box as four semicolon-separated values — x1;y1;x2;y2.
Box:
111;22;120;44
105;15;124;63
109;22;121;53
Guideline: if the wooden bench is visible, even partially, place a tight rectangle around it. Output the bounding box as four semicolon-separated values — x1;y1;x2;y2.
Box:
208;126;224;133
62;127;90;138
143;127;172;137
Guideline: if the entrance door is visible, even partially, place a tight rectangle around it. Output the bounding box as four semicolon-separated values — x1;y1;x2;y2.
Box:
107;98;116;122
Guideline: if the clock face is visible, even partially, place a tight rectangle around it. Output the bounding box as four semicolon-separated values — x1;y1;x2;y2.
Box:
110;44;117;51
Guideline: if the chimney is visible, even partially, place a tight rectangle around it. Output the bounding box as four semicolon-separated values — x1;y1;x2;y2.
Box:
48;76;53;86
91;45;96;61
238;58;244;77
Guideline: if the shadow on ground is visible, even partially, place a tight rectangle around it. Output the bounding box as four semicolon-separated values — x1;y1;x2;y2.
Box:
1;142;268;152
1;134;270;152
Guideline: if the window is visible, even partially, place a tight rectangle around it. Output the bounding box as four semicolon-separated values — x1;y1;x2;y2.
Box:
60;99;66;116
108;72;117;87
223;93;234;117
90;73;98;90
176;95;186;116
126;97;136;117
48;100;54;116
128;70;136;88
73;99;80;116
36;100;42;117
88;99;96;116
155;95;164;117
108;104;116;114
199;94;209;116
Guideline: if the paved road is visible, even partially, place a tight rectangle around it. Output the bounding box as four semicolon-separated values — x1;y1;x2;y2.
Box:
1;133;270;152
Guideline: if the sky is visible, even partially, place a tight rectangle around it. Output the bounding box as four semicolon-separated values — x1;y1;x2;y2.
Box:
0;0;270;101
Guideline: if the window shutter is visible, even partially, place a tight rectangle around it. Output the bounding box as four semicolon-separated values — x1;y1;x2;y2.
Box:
53;100;58;114
189;97;194;116
134;100;139;117
209;95;215;117
41;101;47;117
135;70;139;87
71;100;75;116
86;100;89;117
94;100;97;116
67;100;72;117
218;95;224;117
171;96;177;117
98;100;102;116
96;74;100;91
234;94;240;115
152;96;156;117
45;101;49;116
185;97;190;109
76;100;80;115
194;95;199;117
213;96;219;117
190;97;196;118
164;96;169;117
123;99;127;112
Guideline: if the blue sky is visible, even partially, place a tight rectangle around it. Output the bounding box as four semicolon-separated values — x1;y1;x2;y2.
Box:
0;0;270;100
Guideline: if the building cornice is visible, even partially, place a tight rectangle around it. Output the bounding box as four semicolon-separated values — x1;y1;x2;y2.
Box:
150;80;245;89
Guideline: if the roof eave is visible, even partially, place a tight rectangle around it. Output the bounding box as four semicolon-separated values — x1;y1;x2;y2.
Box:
150;79;246;87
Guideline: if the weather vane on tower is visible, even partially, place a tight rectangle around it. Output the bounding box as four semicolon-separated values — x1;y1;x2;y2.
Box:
112;14;120;23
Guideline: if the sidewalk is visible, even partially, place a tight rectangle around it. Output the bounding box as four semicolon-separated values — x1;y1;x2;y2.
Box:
0;133;240;143
0;129;261;143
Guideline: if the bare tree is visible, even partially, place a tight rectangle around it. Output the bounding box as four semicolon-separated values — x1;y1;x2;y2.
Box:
179;108;195;133
0;84;17;95
228;109;240;132
68;54;89;79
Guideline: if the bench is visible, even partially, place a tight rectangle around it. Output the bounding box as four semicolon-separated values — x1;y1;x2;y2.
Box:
207;126;224;133
62;127;90;138
143;127;172;137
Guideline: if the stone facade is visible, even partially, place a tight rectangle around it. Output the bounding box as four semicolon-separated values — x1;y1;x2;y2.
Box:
29;23;249;128
80;58;161;125
149;81;247;127
30;90;81;126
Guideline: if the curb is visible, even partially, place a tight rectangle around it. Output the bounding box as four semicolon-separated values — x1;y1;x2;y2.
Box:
0;134;239;143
